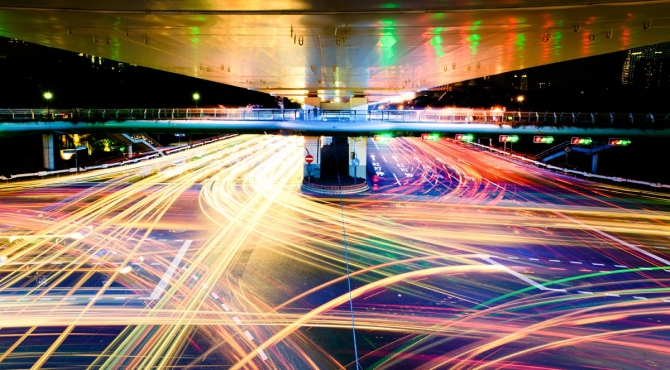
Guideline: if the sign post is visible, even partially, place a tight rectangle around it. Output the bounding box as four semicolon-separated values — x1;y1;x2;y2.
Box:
305;154;314;183
352;157;360;184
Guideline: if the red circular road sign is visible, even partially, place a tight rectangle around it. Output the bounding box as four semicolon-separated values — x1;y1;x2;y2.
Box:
305;154;314;164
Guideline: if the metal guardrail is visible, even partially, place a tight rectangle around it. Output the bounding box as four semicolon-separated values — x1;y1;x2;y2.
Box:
461;141;670;190
0;108;668;127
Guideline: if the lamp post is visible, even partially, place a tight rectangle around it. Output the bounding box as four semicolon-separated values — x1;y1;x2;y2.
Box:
192;92;200;109
43;91;53;118
516;95;525;112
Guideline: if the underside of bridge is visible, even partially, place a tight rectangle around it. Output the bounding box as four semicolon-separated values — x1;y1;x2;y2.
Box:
1;1;669;102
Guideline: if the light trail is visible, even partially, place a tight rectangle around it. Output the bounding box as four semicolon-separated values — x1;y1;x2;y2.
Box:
0;136;669;368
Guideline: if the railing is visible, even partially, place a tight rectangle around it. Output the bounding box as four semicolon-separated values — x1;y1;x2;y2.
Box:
535;141;571;161
0;108;669;128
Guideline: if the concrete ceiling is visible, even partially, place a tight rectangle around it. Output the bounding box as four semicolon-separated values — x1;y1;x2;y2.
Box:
1;1;669;100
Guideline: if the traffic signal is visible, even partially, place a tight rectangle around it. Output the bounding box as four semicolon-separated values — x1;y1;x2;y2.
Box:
571;137;592;145
608;138;631;146
421;133;429;140
499;135;519;143
533;136;554;144
455;134;474;142
373;133;393;142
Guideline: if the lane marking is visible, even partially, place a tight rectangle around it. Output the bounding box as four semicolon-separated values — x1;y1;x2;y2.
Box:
221;303;231;312
233;316;242;325
392;173;401;186
578;291;594;295
529;258;539;261
145;240;193;300
244;331;255;341
556;212;670;268
570;261;582;264
633;296;648;300
604;293;620;297
210;292;219;300
258;349;269;361
614;265;628;268
480;255;566;292
549;259;560;262
592;263;605;266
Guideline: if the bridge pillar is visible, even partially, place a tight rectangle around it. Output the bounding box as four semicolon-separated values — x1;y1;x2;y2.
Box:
127;144;133;159
591;153;599;174
349;136;367;181
42;133;55;170
350;96;368;120
304;136;322;179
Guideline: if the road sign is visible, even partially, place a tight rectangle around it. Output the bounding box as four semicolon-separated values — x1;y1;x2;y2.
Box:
564;147;572;153
305;154;314;164
352;158;360;166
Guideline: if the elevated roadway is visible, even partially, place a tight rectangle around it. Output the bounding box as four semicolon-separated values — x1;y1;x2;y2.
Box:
1;1;670;99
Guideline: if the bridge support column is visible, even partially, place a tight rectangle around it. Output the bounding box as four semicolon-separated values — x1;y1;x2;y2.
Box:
304;136;322;180
351;95;368;121
349;136;367;181
42;133;55;170
127;144;133;159
591;153;599;174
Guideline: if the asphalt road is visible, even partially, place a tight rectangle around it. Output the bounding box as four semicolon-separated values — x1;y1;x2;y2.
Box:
0;135;669;369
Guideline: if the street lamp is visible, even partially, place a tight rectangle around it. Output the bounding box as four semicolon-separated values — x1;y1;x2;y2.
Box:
43;91;53;117
192;92;200;108
516;95;525;112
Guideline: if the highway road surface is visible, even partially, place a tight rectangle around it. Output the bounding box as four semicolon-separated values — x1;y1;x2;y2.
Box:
0;135;669;369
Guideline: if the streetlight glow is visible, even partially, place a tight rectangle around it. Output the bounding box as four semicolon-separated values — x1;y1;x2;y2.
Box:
192;92;200;108
516;95;525;112
43;91;54;118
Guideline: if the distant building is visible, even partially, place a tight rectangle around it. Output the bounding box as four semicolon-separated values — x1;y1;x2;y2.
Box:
621;41;670;87
519;74;528;91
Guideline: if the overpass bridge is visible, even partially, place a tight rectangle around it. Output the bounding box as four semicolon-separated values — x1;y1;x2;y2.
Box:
2;107;670;137
3;107;667;176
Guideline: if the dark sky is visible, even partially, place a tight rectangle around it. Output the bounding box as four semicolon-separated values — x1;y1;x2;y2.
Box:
0;37;279;109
